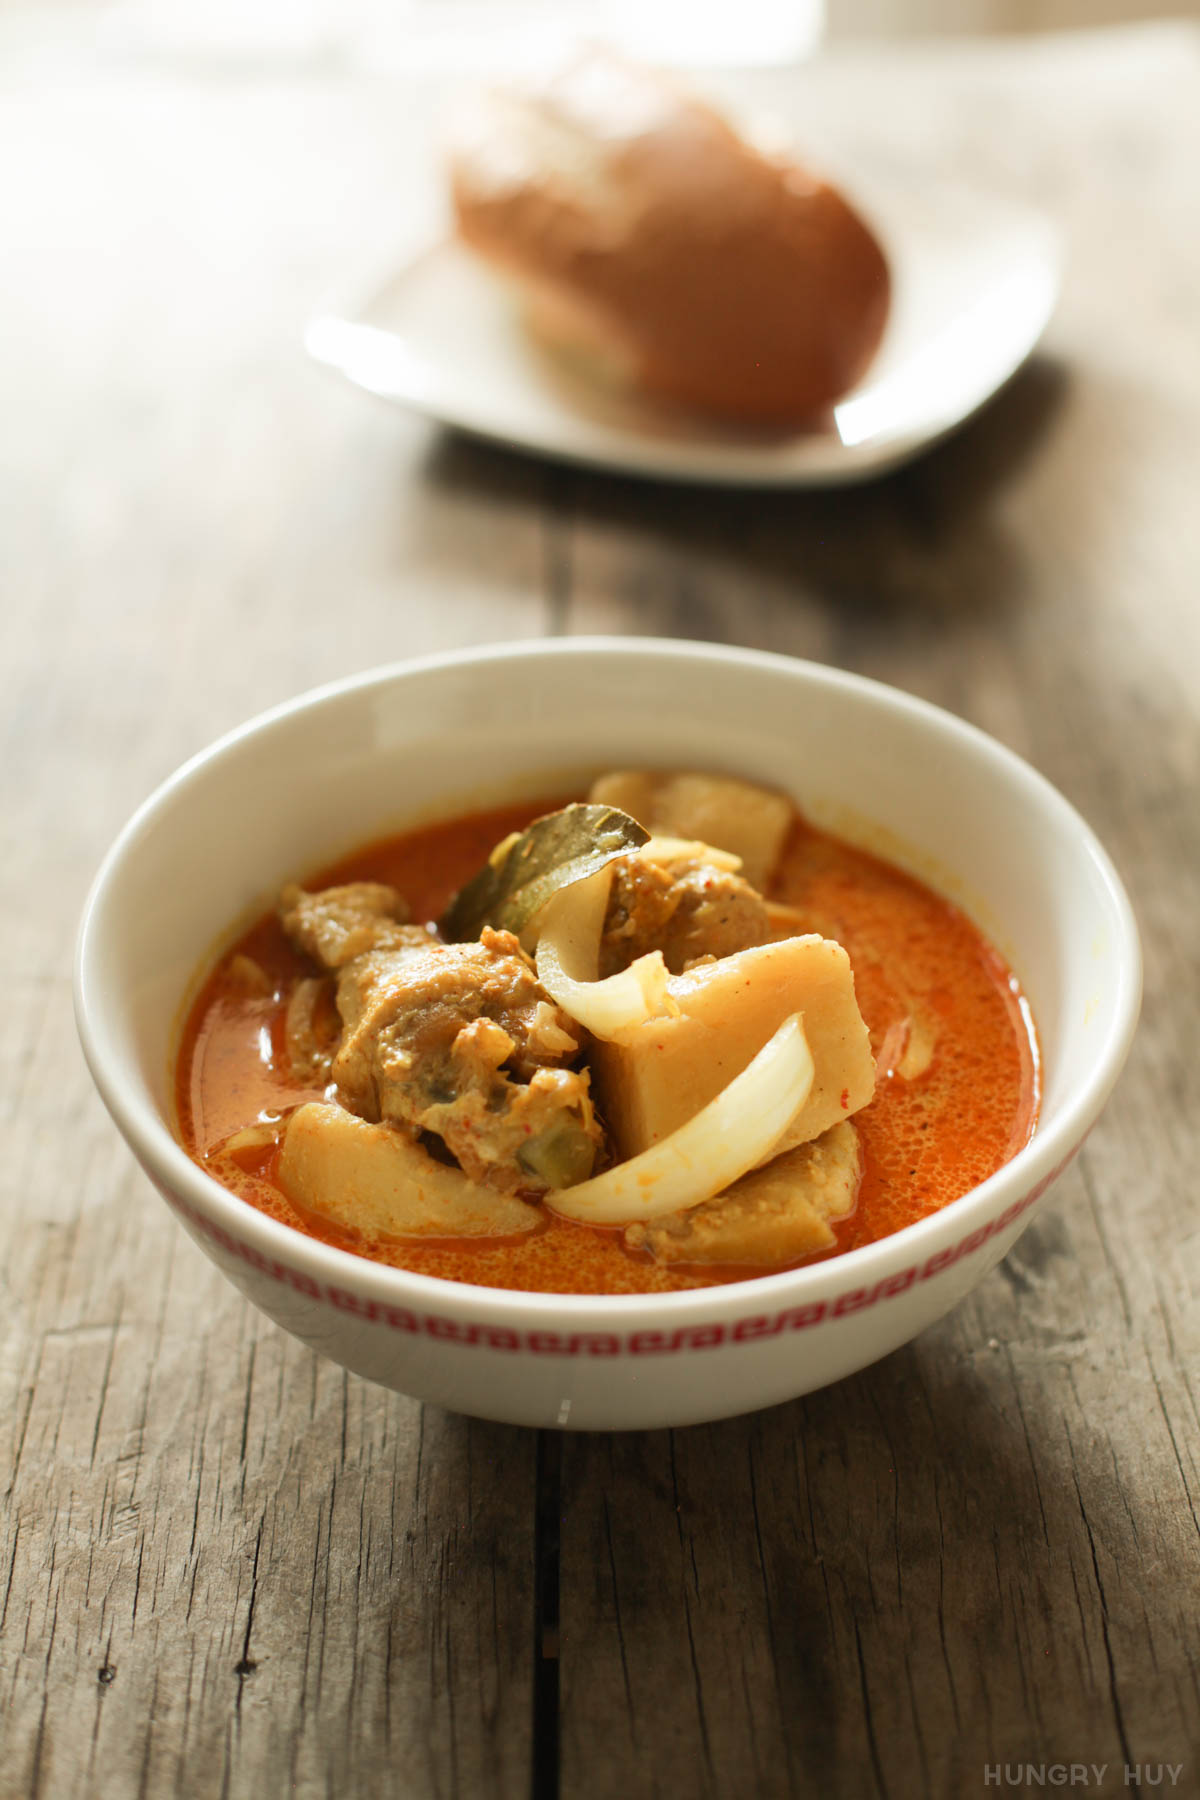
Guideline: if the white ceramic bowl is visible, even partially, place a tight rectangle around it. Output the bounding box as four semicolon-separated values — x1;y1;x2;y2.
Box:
75;641;1141;1430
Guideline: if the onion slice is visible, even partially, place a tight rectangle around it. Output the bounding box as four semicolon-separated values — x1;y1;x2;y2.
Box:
638;835;743;873
532;835;748;1041
534;865;674;1041
547;1013;815;1225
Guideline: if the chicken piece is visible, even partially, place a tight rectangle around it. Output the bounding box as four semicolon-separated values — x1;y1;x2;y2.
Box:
625;1121;861;1267
335;945;435;1040
332;927;603;1196
280;882;431;970
588;770;793;889
284;976;340;1082
598;854;771;977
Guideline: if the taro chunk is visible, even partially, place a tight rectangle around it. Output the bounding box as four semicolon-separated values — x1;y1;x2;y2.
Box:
589;935;875;1164
588;771;793;889
625;1121;861;1267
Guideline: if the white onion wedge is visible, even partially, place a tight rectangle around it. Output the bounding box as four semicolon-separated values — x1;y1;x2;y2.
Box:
534;866;674;1041
547;1014;815;1225
638;836;743;873
530;833;749;1040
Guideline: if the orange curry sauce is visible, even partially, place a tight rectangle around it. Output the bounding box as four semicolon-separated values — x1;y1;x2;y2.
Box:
176;798;1039;1294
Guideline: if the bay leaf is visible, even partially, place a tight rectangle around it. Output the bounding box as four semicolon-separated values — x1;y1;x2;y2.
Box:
439;804;649;942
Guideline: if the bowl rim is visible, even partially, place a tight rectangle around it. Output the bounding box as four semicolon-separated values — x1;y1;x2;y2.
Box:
74;636;1143;1324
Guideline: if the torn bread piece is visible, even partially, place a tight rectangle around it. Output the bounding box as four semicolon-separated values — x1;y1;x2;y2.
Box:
625;1120;861;1267
590;935;875;1164
449;49;890;421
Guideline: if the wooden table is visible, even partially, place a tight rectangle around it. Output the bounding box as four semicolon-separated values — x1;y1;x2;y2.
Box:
3;16;1198;1798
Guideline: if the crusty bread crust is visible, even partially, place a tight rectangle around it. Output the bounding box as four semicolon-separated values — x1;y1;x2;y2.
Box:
449;51;890;422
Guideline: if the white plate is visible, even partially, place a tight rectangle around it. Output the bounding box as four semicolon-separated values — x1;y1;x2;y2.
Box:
306;179;1061;487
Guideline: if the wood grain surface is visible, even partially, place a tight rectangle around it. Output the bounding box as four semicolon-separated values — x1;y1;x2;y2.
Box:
2;16;1198;1800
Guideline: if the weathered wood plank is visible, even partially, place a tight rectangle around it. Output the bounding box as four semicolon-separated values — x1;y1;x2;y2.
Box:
559;1167;1199;1796
0;52;545;1800
553;35;1200;1800
3;20;1199;1800
3;1167;540;1800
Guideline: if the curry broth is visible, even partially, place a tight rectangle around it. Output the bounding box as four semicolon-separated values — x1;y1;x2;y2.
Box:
176;797;1039;1294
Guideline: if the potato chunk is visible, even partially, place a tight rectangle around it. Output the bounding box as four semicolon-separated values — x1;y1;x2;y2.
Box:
625;1121;861;1267
588;771;793;889
589;936;875;1163
278;1103;541;1239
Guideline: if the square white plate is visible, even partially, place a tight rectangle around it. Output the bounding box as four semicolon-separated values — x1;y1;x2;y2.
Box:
307;177;1061;487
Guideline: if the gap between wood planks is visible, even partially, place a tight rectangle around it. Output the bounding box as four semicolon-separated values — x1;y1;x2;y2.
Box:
533;1431;563;1800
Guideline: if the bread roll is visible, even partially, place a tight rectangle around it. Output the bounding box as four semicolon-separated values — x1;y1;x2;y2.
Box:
449;49;890;423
